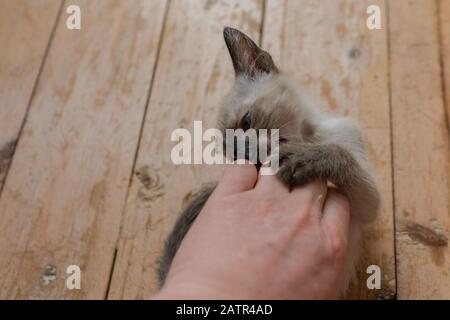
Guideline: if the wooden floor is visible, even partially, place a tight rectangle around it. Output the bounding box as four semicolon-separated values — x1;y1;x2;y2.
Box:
0;0;449;300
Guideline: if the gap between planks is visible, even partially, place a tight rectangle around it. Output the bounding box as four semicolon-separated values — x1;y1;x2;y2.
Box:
104;0;172;300
385;0;399;300
0;0;65;196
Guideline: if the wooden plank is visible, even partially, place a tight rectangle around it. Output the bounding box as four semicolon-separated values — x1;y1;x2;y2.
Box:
263;0;395;299
390;0;450;299
0;0;61;190
0;0;167;299
108;0;264;299
441;0;450;126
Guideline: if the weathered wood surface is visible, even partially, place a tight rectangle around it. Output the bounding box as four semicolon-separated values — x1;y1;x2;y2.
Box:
0;0;61;189
1;0;449;300
108;0;264;299
0;0;167;299
263;0;395;299
389;0;450;299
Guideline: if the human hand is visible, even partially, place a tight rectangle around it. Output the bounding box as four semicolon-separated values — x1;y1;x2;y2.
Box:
155;163;350;299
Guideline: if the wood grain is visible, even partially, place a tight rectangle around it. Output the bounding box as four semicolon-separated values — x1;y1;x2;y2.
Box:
0;0;167;299
389;0;450;299
108;0;264;299
0;0;61;189
263;0;395;299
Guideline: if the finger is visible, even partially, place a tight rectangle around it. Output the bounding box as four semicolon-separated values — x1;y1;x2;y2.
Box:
214;163;258;196
254;162;289;196
322;188;350;237
291;179;328;207
288;180;327;219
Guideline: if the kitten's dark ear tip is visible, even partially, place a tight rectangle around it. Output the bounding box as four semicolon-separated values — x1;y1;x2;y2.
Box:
223;26;236;35
223;26;277;77
223;27;241;42
223;26;233;35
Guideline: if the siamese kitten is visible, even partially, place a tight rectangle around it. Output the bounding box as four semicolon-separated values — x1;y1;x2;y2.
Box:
158;27;381;294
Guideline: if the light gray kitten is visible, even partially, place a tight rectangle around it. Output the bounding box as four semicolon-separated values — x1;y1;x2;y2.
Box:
158;27;381;294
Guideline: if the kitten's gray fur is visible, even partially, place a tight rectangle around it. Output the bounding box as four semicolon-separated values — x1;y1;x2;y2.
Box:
158;27;381;294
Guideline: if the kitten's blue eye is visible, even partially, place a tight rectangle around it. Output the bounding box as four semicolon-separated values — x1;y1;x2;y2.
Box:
241;111;252;131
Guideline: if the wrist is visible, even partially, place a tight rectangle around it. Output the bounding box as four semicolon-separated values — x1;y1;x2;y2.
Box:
153;280;229;300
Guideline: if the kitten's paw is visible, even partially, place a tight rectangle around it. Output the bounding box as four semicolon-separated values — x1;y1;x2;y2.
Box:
276;146;321;187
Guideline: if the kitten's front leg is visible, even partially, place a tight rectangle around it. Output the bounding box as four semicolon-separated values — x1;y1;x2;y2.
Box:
276;142;380;292
276;142;380;223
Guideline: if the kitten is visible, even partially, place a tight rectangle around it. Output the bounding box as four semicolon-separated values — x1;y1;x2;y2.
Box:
158;27;381;294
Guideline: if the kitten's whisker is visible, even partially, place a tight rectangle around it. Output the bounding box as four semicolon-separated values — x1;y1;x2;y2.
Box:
275;119;298;131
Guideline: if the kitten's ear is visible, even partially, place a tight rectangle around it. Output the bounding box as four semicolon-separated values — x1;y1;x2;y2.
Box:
223;27;277;78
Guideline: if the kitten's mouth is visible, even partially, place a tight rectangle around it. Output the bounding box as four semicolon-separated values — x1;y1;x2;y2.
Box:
226;135;286;171
230;149;263;170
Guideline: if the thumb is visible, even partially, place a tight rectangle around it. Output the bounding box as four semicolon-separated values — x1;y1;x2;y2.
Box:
214;163;258;197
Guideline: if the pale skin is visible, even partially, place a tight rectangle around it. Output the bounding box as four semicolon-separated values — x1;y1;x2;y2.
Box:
154;163;350;299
